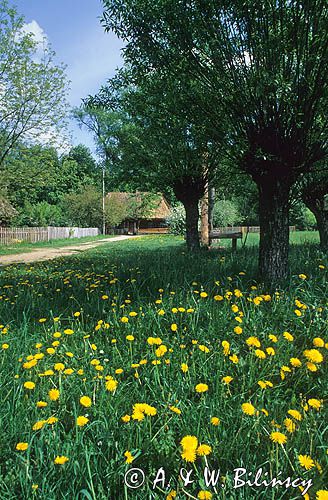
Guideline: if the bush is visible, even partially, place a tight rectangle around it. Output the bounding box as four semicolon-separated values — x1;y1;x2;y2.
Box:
63;186;102;228
14;202;66;227
167;204;185;235
212;199;241;227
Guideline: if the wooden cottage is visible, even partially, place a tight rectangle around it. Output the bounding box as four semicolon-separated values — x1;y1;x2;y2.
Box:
106;192;171;234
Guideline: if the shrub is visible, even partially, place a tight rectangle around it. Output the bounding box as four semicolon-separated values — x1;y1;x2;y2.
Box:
167;204;185;235
212;199;241;227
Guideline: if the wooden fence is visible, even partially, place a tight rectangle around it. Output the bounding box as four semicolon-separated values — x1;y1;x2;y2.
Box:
0;227;100;245
216;226;296;233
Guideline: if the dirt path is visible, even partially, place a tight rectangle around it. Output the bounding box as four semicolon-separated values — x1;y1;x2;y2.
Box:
0;236;139;265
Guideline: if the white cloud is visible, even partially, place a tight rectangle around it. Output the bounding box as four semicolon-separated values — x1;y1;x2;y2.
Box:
22;20;48;45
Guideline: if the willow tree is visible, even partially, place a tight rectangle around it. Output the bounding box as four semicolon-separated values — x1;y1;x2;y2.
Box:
300;169;328;252
102;0;328;281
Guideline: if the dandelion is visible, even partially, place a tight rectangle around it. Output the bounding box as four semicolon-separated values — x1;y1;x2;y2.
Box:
121;414;131;423
171;323;178;332
298;455;315;470
180;435;198;450
246;336;261;348
36;401;48;408
124;450;135;464
290;358;302;367
48;388;60;401
32;420;47;431
24;381;35;390
181;448;197;462
308;398;322;410
222;376;233;384
80;395;92;407
54;456;69;465
313;338;325;348
197;444;212;456
284;418;296;433
242;403;256;416
106;378;118;392
76;416;89;427
195;383;208;393
64;329;74;335
288;409;302;421
283;332;294;342
181;363;188;373
303;349;323;363
270;432;287;444
234;326;243;335
198;491;212;500
211;417;220;426
316;491;328;499
16;442;28;451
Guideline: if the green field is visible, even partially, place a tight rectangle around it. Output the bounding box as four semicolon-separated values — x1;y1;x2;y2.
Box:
0;235;327;499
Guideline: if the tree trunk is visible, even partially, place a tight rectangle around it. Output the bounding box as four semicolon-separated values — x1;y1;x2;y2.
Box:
257;177;292;283
316;210;328;252
173;175;205;252
303;197;328;252
200;181;209;247
184;198;201;251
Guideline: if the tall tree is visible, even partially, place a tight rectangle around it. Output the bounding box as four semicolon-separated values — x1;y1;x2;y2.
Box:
0;0;69;167
102;0;328;281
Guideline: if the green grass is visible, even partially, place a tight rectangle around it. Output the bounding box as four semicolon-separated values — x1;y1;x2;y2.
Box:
212;230;320;249
0;235;327;499
0;234;116;256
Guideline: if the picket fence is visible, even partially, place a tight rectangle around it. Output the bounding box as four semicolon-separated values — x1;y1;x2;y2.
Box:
0;226;100;245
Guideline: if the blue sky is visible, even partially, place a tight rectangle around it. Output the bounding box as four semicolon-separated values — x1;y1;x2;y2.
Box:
13;0;123;154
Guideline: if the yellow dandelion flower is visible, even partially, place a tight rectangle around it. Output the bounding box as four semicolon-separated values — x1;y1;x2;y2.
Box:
198;491;212;500
124;450;135;464
298;455;315;470
211;417;220;426
24;381;35;390
76;416;89;427
242;403;256;416
308;398;322;410
181;448;197;462
287;409;302;421
197;444;212;456
303;349;323;363
80;395;92;407
195;383;208;393
234;326;243;335
270;432;287;444
54;455;69;465
16;442;28;451
48;388;60;401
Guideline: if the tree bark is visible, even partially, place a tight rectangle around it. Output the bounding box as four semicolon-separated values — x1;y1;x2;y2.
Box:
184;198;201;251
173;175;205;252
257;176;292;283
303;197;328;252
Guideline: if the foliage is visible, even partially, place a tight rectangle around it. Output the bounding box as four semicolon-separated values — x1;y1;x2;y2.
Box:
0;236;326;498
104;195;129;228
167;203;185;235
0;192;16;225
0;0;69;167
212;199;241;227
13;202;66;227
63;186;102;228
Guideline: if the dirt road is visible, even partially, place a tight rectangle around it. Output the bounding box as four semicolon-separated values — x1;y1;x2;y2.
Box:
0;236;138;265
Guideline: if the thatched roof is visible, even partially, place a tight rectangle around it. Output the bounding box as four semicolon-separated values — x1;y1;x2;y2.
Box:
106;192;171;219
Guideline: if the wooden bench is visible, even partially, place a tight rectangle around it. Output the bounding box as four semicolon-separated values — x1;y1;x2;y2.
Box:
209;230;242;251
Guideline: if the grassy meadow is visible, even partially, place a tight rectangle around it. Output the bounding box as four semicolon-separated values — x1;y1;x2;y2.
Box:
0;235;327;499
